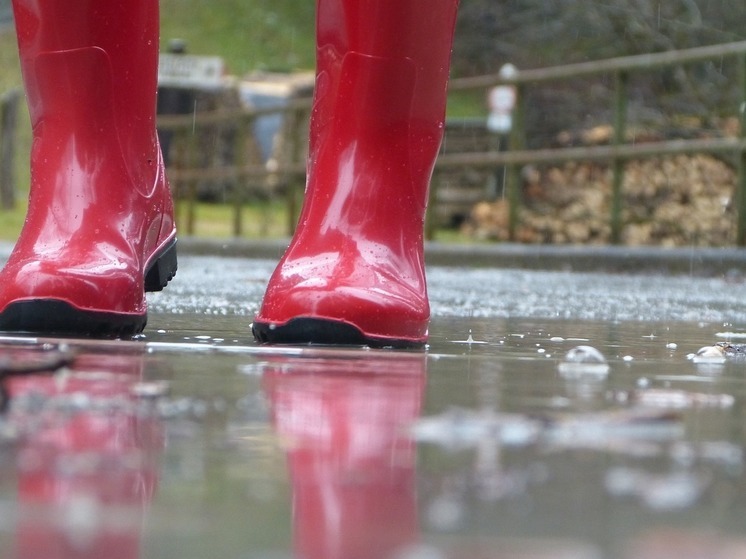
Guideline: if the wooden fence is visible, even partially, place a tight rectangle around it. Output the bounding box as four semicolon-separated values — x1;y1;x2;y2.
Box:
157;40;746;244
446;40;746;244
158;99;311;237
3;41;746;244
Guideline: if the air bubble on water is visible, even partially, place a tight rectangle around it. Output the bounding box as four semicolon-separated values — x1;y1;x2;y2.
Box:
562;345;607;364
692;345;726;364
558;345;610;378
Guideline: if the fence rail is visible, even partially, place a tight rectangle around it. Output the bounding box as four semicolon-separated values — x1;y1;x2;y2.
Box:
448;40;746;245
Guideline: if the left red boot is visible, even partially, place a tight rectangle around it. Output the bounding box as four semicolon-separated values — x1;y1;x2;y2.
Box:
0;0;176;336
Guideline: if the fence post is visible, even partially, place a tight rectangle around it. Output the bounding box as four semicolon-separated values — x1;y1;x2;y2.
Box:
283;104;306;236
610;70;628;244
0;89;20;210
170;124;198;237
738;53;746;246
506;84;525;241
185;127;199;236
231;112;251;237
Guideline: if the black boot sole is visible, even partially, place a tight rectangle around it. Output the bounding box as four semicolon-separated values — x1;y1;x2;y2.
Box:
252;317;425;349
0;238;178;338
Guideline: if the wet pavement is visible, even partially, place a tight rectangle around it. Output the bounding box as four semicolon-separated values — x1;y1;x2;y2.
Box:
0;241;746;558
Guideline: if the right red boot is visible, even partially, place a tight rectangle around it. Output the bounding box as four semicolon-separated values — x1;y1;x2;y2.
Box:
253;0;459;348
0;0;176;336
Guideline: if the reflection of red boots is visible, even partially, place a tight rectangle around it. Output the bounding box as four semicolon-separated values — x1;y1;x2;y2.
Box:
263;354;425;559
7;350;162;559
0;0;176;336
253;0;459;347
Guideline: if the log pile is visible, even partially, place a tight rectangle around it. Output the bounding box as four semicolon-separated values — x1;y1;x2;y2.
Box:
463;129;739;246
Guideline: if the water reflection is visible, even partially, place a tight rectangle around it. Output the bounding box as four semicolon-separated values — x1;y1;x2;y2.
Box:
262;352;425;559
0;315;744;558
5;347;161;559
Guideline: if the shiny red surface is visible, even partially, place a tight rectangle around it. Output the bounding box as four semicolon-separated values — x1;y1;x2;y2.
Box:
255;0;459;344
0;0;175;317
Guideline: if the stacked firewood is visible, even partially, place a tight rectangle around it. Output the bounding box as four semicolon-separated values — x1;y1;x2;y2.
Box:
464;150;737;247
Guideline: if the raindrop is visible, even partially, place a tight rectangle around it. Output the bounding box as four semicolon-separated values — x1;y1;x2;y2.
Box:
452;329;487;345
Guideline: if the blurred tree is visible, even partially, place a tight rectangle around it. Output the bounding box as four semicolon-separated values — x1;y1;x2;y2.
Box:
453;0;746;76
452;0;746;147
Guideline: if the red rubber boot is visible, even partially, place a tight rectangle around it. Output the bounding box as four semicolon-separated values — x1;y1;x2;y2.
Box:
0;0;177;336
253;0;459;347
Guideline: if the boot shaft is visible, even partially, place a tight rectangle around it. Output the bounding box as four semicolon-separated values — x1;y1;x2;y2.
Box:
12;0;162;186
316;0;459;123
253;0;459;346
306;0;460;230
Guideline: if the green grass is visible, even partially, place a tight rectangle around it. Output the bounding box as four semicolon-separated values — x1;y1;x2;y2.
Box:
0;197;475;243
0;199;25;241
159;0;317;75
176;199;291;239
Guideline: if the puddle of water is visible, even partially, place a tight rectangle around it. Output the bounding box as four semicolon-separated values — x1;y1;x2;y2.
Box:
0;314;740;558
